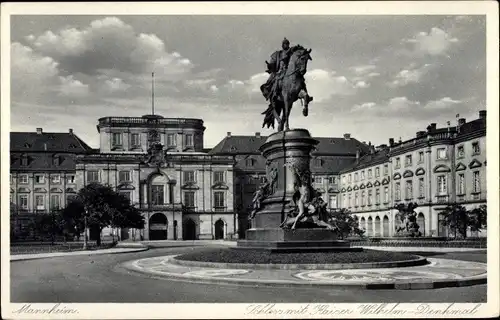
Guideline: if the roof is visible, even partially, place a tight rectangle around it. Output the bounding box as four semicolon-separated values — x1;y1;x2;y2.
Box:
10;153;77;171
457;118;486;136
340;148;390;173
209;135;370;156
10;132;92;153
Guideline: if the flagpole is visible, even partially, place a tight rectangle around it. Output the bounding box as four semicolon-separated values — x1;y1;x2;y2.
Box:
152;72;155;115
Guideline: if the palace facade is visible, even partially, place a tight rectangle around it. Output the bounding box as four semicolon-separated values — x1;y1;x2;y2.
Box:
339;110;487;238
10;110;487;240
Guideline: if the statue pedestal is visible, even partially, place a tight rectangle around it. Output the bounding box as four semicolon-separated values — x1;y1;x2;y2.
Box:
235;129;355;253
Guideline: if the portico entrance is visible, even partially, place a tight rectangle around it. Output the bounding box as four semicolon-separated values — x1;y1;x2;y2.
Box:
149;213;168;240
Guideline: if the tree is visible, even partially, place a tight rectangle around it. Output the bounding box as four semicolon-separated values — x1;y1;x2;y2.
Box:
440;204;471;238
327;208;365;239
394;202;421;237
62;183;145;247
470;205;487;234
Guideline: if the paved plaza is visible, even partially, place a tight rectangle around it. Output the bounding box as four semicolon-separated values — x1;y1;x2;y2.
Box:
10;245;487;303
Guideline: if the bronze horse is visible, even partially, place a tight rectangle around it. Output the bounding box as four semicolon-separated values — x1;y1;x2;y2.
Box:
261;45;313;131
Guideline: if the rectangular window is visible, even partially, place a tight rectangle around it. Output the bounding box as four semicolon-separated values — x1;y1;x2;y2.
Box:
86;171;99;183
375;189;380;204
167;133;176;147
384;187;389;203
472;142;480;155
19;174;28;184
19;195;28;210
367;190;372;205
214;191;225;208
375;167;380;178
437;148;447;159
343;195;347;208
405;155;412;167
329;195;337;209
120;192;131;201
185;134;194;147
361;191;366;206
246;158;254;167
130;133;140;147
395;157;401;168
112;133;122;146
50;194;60;210
418;151;424;163
183;171;195;183
314;159;322;167
327;176;336;184
360;171;365;180
348;174;352;183
214;171;225;184
151;185;164;205
473;171;480;193
184;191;195;208
66;175;75;184
314;176;323;184
51;174;61;184
10;174;13;184
384;164;389;175
457;173;465;195
405;180;413;199
354;173;358;182
35;195;44;210
418;178;425;198
437;175;447;195
354;193;359;206
367;169;372;179
457;146;465;158
119;171;131;183
35;175;45;184
395;182;401;200
348;194;352;207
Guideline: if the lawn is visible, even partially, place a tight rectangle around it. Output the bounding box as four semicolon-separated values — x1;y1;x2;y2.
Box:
10;241;116;255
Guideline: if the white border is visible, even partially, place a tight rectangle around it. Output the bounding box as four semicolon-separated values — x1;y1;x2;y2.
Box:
1;1;499;319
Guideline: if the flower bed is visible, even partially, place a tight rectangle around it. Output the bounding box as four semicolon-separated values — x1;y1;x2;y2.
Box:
349;238;487;248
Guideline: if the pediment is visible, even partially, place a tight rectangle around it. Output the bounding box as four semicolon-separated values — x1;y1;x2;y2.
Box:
66;187;77;193
316;188;326;193
341;188;346;192
433;164;451;173
359;184;365;189
366;182;373;188
212;184;229;190
18;187;31;193
469;159;482;169
182;182;200;190
34;188;47;193
117;183;135;190
374;181;381;187
50;188;63;193
415;168;425;176
10;188;15;193
403;170;414;178
393;173;401;180
347;186;352;192
382;178;390;185
353;185;359;190
455;163;466;172
328;187;337;193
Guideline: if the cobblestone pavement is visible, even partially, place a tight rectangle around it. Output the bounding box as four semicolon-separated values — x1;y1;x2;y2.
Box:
123;255;486;289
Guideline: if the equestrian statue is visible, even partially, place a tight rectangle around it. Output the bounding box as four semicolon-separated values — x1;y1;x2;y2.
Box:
260;38;313;131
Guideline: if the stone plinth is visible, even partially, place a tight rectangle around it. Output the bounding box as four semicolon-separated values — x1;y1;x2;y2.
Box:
236;129;357;253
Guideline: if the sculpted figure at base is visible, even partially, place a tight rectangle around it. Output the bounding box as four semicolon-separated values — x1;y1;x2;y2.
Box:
280;163;335;230
260;38;314;131
248;166;279;220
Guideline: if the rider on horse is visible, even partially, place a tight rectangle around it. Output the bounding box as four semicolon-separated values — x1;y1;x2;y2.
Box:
261;38;292;102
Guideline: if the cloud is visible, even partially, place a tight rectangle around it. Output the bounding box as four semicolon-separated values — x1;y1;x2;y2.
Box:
350;65;377;75
424;97;462;109
26;17;193;78
58;75;89;97
352;97;420;115
389;64;432;87
405;27;458;56
305;69;363;102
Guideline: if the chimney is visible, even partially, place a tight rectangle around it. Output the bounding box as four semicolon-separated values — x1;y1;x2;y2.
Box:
389;138;394;146
416;131;426;138
343;133;351;140
227;132;231;137
431;123;437;131
255;132;261;137
479;110;486;119
69;128;74;134
36;128;43;134
458;118;466;126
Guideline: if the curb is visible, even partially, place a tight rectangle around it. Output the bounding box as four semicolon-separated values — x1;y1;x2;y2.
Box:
169;256;429;270
123;260;487;290
10;247;149;262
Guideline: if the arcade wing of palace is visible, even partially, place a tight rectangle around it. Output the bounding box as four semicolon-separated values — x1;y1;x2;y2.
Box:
10;111;487;240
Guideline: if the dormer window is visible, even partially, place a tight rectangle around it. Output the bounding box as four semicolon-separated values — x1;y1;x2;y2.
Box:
246;158;254;167
53;156;60;166
185;134;194;147
112;133;122;147
130;133;141;148
313;158;322;167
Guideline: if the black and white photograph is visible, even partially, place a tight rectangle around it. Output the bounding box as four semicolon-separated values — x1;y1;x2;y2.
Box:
1;1;498;319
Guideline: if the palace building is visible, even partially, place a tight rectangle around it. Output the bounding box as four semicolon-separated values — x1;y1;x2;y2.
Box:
10;110;487;241
339;110;487;238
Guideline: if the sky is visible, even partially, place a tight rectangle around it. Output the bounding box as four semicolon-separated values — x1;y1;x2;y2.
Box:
10;15;486;148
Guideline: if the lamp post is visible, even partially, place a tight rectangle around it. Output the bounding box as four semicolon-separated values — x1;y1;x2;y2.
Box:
83;208;88;250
